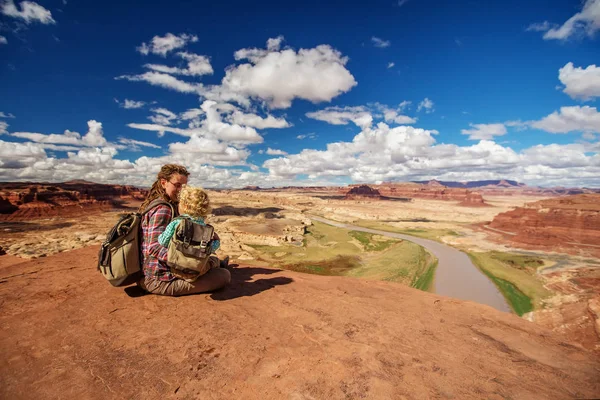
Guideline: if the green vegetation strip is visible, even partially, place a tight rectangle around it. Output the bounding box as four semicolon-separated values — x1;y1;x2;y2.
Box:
351;219;460;242
247;221;437;291
412;259;437;291
467;251;551;316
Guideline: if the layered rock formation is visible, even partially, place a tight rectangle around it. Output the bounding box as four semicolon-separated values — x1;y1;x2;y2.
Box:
525;265;600;351
487;194;600;257
0;181;147;221
344;185;383;200
356;182;488;206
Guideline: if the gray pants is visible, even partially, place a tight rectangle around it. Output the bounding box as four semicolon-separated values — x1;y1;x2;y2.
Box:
139;267;231;297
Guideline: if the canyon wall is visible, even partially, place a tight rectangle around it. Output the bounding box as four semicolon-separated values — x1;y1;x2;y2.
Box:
488;194;600;256
0;181;147;220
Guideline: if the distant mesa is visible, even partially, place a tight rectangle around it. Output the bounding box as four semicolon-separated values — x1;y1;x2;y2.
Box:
344;185;383;200
358;182;489;207
411;179;524;189
62;179;98;185
409;179;600;196
425;179;445;187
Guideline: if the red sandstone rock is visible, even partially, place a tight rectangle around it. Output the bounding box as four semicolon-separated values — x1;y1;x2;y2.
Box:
0;246;599;399
487;194;600;257
0;181;147;221
344;185;383;200
458;191;488;207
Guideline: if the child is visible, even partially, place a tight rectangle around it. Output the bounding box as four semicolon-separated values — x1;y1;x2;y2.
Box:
158;185;224;282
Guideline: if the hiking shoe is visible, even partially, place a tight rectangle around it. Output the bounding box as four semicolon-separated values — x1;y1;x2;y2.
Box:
219;256;230;269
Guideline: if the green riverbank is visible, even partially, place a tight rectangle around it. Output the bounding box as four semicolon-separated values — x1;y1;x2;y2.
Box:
467;251;552;315
246;221;438;291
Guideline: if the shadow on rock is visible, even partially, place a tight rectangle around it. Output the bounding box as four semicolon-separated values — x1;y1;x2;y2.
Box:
123;285;149;298
211;264;293;300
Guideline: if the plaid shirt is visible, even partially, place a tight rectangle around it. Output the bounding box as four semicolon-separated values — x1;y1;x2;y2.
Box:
141;203;176;281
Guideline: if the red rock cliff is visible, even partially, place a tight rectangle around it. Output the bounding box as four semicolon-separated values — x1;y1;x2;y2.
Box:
0;181;147;221
488;194;600;256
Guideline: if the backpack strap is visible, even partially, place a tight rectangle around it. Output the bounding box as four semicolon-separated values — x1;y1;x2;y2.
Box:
142;198;176;218
173;217;195;245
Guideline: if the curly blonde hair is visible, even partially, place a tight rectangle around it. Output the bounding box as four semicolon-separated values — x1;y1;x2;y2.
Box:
178;185;211;218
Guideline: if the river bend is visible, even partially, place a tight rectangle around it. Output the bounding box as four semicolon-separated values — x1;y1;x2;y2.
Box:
310;216;511;313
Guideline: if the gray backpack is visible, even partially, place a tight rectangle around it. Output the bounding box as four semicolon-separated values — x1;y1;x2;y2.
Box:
97;199;174;287
166;217;215;277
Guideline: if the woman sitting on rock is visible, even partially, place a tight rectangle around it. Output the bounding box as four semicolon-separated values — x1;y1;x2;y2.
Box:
137;164;230;296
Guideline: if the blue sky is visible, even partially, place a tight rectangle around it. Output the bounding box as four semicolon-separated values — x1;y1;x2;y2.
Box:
1;0;599;188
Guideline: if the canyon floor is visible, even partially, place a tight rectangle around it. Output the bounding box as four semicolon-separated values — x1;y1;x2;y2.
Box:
0;190;599;398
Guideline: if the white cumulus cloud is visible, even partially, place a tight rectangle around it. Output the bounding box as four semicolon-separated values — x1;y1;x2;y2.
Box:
221;36;357;109
267;35;284;51
1;0;55;24
143;52;213;76
228;111;290;129
118;138;161;150
116;71;203;94
417;98;434;113
266;148;288;156
0;35;7;44
128;100;265;146
308;104;418;128
559;62;600;101
261;121;600;187
148;107;179;126
115;99;146;109
528;0;600;40
307;106;373;129
137;33;198;57
461;123;508;140
201;100;263;144
10;120;109;147
530;106;600;134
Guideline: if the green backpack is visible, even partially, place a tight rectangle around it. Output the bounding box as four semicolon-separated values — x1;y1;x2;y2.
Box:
166;217;215;278
97;199;174;287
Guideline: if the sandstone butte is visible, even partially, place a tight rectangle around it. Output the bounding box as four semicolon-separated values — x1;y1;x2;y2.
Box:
344;185;384;201
488;193;600;258
0;247;599;400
